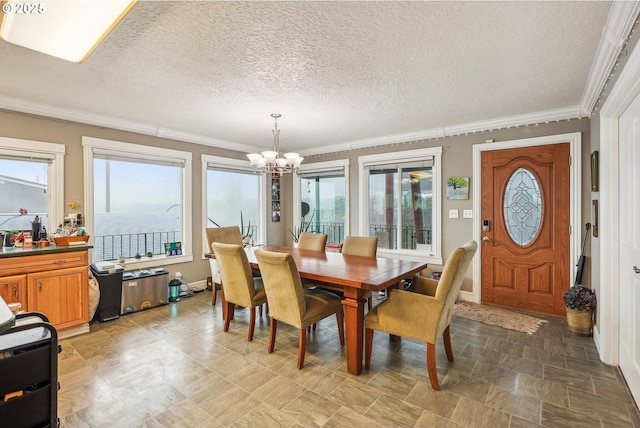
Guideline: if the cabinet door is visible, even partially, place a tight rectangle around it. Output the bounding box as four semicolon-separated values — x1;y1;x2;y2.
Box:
0;274;27;309
28;266;88;329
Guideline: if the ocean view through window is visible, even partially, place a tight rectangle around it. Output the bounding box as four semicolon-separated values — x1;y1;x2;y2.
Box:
83;137;193;264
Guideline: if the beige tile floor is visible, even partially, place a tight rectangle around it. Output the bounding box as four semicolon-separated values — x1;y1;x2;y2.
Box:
58;291;640;427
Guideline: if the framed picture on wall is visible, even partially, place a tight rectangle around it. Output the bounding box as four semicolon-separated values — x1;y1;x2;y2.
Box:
591;151;599;192
271;173;281;222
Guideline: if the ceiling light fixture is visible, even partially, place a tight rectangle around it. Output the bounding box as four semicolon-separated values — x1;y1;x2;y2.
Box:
0;0;136;63
247;113;303;174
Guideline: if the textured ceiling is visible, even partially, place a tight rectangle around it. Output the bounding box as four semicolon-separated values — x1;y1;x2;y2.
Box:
0;1;614;155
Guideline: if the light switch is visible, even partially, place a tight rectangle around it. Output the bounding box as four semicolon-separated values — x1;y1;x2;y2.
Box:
463;209;473;219
448;209;459;219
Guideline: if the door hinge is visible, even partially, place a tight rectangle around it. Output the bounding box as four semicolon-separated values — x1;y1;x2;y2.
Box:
569;155;572;166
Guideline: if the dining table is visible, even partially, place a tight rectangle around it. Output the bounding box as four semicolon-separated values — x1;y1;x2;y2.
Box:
208;245;427;375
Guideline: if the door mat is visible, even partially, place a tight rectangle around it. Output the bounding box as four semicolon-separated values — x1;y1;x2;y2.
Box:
453;301;547;334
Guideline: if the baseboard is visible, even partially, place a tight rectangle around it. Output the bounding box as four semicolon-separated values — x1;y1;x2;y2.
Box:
184;279;206;292
459;290;478;303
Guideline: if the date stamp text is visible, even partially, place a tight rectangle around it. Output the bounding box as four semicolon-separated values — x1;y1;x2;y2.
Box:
2;3;46;14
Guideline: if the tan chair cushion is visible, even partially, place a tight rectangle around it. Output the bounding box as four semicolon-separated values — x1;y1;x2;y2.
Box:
365;240;477;344
298;233;328;252
255;249;343;330
212;242;267;309
342;236;378;257
206;226;243;250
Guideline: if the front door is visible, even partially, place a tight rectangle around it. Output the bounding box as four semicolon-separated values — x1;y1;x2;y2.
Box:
481;143;570;315
618;91;640;405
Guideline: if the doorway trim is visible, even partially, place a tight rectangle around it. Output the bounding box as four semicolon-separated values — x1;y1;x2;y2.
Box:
467;133;582;304
598;34;640;365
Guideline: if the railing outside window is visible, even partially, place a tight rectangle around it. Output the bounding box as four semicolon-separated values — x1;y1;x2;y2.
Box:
94;231;181;261
306;221;431;249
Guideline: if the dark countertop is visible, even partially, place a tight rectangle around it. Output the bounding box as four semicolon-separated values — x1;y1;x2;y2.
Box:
0;244;93;259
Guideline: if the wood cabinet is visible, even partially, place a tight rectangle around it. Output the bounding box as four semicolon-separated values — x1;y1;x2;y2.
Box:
0;248;89;331
0;274;27;310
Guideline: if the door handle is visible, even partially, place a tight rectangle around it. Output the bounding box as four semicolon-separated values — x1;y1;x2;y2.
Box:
13;285;17;297
634;266;640;274
482;236;491;242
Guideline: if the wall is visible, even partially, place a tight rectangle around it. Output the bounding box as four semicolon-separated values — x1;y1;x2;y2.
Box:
0;109;245;285
588;20;640;330
289;119;592;293
1;108;592;294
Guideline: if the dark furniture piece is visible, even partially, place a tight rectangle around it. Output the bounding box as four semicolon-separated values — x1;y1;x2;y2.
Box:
0;311;59;427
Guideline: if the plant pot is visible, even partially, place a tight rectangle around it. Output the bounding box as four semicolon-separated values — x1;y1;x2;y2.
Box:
566;307;593;335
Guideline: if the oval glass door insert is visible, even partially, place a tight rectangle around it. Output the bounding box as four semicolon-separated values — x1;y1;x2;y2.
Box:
503;167;542;246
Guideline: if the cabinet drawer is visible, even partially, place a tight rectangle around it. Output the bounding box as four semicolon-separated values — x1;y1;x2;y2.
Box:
0;251;88;277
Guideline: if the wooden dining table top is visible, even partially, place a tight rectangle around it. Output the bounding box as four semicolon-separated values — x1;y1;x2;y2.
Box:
242;245;427;291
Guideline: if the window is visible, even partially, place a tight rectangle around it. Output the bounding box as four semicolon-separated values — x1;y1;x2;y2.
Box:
202;155;266;249
359;147;442;263
293;159;349;244
0;137;64;236
83;137;192;265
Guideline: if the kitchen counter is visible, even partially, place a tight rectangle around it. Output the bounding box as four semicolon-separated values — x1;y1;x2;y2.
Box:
0;244;93;259
0;245;91;336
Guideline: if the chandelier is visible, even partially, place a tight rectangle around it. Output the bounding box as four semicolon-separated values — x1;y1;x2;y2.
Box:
247;113;304;174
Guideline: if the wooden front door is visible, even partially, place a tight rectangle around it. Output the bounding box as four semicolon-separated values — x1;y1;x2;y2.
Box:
481;143;570;315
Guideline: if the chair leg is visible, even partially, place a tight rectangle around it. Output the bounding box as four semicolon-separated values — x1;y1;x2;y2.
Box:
426;342;440;391
248;307;256;342
336;310;345;346
268;318;277;353
313;323;317;332
367;296;373;310
212;284;217;306
297;328;307;369
259;304;263;317
443;325;454;362
364;328;373;369
223;301;234;332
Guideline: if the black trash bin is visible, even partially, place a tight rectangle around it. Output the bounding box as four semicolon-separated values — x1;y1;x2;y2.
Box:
90;262;124;322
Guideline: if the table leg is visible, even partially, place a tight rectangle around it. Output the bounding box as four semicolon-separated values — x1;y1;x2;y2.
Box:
341;296;365;375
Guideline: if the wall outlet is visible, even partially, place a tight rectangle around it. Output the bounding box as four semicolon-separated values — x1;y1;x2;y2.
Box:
463;209;473;219
448;209;459;219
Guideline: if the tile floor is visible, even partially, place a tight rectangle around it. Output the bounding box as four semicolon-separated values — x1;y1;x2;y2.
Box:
58;291;640;427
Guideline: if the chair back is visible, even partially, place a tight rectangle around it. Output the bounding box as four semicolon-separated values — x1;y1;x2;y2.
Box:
212;242;256;307
297;232;328;251
206;226;243;252
342;236;378;257
254;250;307;328
434;240;477;332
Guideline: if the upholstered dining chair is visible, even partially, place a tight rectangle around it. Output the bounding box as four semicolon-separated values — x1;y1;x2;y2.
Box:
206;226;243;305
254;249;345;369
341;236;378;257
341;236;378;309
297;232;328;252
212;243;267;342
364;240;477;390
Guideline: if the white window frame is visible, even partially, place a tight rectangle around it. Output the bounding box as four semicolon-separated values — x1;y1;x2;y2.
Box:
0;137;65;230
82;136;193;268
201;155;267;257
293;159;350;240
358;147;442;264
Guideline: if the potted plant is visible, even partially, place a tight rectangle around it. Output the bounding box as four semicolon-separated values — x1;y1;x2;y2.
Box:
563;285;597;335
289;209;315;245
240;211;252;245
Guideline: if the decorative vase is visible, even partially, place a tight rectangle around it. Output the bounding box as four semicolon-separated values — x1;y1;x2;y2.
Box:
566;307;593;335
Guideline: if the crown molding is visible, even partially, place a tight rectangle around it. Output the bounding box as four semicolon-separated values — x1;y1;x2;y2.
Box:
0;93;584;159
580;1;640;116
0;94;261;154
300;105;582;157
